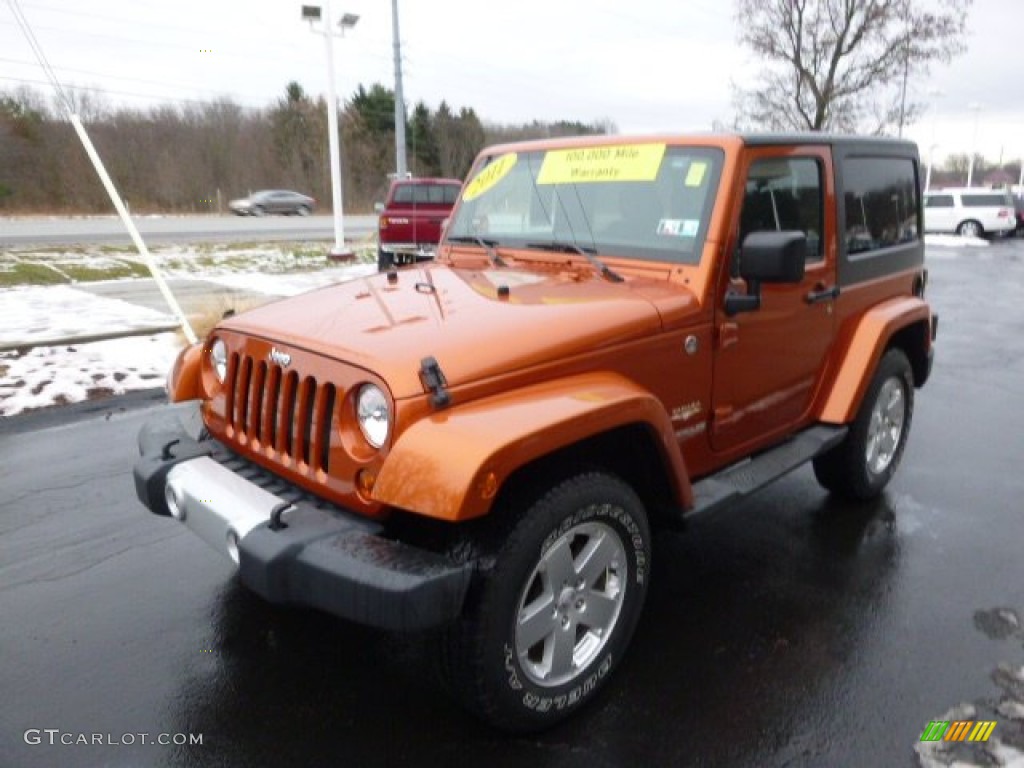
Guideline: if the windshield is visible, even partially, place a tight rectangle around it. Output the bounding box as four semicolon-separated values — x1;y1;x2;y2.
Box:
446;143;724;265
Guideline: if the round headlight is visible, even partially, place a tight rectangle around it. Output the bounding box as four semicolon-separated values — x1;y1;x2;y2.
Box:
210;339;227;383
356;384;390;448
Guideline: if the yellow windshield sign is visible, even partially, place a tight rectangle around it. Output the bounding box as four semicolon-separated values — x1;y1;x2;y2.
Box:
463;153;518;201
537;144;666;184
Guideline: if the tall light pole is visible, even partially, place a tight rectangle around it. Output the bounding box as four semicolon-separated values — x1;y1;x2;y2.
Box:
303;3;358;259
966;102;982;188
923;88;943;193
391;0;408;178
926;143;938;192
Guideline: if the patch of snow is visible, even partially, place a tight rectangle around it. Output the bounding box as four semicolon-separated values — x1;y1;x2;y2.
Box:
0;285;175;346
0;333;178;417
998;664;1024;683
925;234;989;248
205;263;376;296
985;739;1024;768
997;699;1024;720
0;256;381;416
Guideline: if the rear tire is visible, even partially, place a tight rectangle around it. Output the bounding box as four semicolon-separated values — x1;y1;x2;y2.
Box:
442;471;651;732
957;219;983;238
377;247;394;272
296;205;311;216
813;348;914;500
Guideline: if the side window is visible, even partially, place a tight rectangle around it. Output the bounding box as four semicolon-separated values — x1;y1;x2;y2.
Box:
842;157;919;255
443;185;461;204
925;195;954;208
740;157;823;261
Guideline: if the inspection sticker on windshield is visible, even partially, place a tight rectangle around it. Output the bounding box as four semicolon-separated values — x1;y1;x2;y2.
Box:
685;161;707;187
657;218;700;237
463;153;518;201
537;144;666;184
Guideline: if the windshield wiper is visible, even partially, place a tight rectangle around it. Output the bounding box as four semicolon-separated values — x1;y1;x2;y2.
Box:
446;235;506;267
525;240;623;283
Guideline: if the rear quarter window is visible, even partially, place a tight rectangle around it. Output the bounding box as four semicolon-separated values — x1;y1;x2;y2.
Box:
962;194;1011;207
842;156;919;255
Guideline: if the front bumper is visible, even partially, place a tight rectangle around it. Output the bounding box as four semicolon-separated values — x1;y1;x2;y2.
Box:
133;406;472;631
379;243;437;262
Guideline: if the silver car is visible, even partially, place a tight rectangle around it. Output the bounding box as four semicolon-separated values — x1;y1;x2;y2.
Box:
229;189;316;216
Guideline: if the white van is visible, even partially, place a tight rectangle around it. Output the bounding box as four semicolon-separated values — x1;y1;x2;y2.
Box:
923;187;1016;238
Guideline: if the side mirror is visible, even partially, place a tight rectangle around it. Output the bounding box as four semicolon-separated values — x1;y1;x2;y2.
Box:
725;231;807;316
740;230;807;282
374;202;385;214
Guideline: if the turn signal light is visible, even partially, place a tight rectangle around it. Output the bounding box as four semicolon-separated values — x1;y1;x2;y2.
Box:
356;469;377;497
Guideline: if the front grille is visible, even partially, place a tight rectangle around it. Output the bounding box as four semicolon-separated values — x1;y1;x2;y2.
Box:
225;352;338;472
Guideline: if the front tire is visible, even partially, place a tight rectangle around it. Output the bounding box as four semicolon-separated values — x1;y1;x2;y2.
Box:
813;348;914;499
443;472;651;732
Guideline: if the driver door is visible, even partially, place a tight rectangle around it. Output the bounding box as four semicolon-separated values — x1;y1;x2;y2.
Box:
710;147;837;454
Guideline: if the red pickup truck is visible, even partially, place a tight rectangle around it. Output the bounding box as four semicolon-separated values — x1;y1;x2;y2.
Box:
375;177;462;271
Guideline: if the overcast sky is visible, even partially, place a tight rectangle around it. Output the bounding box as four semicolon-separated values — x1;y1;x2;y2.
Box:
3;0;1022;166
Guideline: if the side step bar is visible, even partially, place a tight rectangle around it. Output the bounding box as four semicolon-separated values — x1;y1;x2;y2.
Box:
688;425;848;518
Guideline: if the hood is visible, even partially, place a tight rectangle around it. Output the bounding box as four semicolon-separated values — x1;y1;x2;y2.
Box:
219;263;697;399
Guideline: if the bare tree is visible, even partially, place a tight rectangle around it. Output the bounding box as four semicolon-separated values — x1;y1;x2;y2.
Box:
733;0;971;133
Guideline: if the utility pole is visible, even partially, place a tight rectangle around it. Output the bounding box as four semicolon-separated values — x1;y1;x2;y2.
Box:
391;0;408;178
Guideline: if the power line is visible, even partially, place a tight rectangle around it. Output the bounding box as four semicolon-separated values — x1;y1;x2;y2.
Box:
17;0;224;37
0;15;395;65
0;75;270;111
0;56;238;99
6;0;71;113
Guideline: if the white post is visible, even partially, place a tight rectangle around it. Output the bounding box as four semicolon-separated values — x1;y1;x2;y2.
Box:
322;0;352;259
967;103;981;188
69;114;197;344
391;0;407;178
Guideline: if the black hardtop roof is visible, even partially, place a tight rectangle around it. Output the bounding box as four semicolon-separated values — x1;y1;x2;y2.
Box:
481;131;919;158
738;132;918;152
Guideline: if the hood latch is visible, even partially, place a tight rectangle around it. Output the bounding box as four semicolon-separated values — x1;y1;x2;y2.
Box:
419;356;451;409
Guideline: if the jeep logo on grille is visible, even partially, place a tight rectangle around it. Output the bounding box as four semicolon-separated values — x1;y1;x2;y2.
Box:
269;347;292;367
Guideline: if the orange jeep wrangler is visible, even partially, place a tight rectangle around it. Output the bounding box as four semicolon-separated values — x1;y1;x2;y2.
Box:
134;133;936;731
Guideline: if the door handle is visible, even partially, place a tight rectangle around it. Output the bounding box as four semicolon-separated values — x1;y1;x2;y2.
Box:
805;283;840;304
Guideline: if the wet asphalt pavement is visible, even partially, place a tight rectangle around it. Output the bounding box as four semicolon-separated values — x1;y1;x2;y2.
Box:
2;237;1024;768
